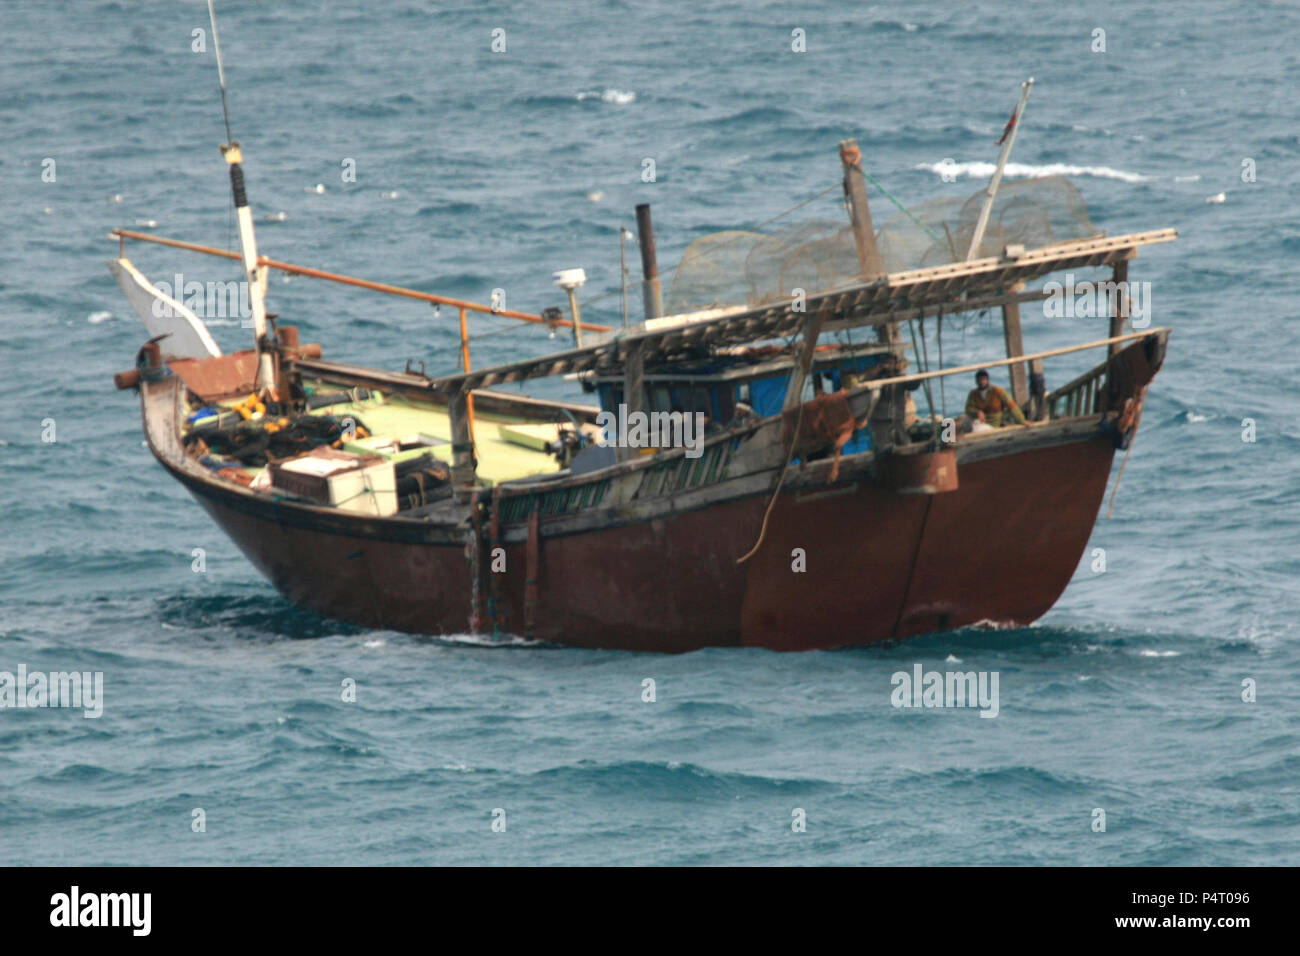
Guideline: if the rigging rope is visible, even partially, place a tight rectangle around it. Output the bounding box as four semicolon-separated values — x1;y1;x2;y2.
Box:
853;161;944;246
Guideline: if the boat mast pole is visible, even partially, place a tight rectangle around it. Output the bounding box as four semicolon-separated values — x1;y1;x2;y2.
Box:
965;77;1033;261
838;139;899;440
620;227;631;328
635;204;663;320
207;0;278;399
966;78;1034;408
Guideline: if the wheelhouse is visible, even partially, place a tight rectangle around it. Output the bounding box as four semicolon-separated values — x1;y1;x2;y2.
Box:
586;343;894;453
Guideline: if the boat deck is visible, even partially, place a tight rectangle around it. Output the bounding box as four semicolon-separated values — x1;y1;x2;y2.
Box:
314;387;565;487
194;379;570;489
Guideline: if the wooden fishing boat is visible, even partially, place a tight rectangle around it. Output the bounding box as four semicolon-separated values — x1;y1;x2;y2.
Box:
110;47;1175;651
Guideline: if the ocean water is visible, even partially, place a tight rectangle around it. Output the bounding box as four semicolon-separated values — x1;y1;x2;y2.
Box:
1;0;1298;865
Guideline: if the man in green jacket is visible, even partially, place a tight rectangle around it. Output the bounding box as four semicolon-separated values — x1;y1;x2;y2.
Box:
962;370;1031;429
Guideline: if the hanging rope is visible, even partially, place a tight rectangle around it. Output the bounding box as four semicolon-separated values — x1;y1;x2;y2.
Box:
1106;436;1136;519
1106;390;1148;518
736;397;806;565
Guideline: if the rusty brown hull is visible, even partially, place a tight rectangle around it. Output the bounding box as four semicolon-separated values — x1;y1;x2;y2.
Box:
167;433;1115;652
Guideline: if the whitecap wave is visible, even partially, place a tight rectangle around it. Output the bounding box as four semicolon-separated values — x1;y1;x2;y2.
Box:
970;618;1020;630
435;632;542;648
87;311;113;324
916;160;1150;183
577;88;636;105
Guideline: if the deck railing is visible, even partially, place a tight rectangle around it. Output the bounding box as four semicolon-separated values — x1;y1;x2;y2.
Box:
1045;361;1108;420
854;329;1165;426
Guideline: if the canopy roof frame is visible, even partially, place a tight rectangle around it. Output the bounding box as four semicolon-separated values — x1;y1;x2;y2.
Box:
363;228;1176;395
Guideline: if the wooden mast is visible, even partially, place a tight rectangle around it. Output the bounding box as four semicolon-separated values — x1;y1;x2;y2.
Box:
838;139;900;440
635;203;663;320
838;141;887;300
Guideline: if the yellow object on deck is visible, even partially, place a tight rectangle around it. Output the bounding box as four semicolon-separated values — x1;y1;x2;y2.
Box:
498;422;603;450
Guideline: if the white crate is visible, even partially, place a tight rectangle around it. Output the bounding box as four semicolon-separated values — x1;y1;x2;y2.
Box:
273;449;397;516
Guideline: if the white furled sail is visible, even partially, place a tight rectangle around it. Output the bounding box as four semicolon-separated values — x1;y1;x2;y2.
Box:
108;256;222;360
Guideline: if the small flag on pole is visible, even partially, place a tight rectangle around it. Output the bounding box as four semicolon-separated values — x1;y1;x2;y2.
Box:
995;110;1017;146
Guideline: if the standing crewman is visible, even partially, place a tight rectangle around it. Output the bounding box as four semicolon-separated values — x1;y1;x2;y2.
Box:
962;369;1031;430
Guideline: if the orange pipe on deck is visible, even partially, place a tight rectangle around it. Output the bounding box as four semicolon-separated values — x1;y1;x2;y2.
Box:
459;306;476;444
111;228;611;333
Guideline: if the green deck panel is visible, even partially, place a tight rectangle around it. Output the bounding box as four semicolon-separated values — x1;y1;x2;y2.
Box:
324;393;561;485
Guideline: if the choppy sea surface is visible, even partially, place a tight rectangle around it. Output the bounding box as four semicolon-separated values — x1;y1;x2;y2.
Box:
1;0;1298;865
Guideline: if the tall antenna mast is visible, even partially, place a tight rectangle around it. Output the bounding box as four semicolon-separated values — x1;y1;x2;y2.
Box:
205;0;278;399
965;77;1034;261
207;0;234;144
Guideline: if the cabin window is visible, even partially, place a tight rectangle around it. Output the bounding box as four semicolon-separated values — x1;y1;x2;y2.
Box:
715;386;735;424
636;381;743;422
693;387;712;420
669;385;690;414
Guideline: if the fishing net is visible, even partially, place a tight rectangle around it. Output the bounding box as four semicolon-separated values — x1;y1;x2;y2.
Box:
663;176;1099;314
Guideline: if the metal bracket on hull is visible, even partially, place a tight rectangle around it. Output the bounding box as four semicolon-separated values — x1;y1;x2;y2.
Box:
487;488;504;635
525;509;540;640
877;449;959;495
466;490;485;634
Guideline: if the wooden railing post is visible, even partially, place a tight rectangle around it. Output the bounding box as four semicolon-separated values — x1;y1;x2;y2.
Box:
620;341;646;461
1001;281;1030;407
449;388;477;500
1109;260;1129;356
